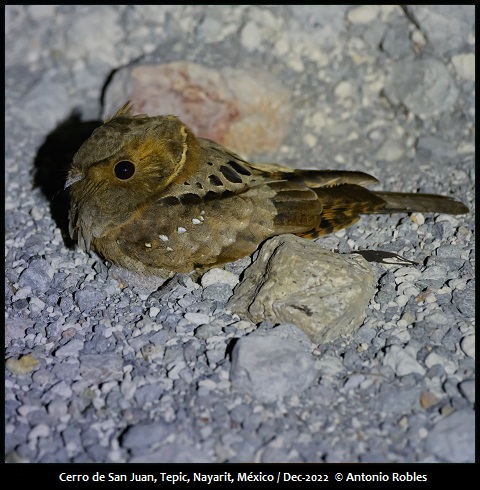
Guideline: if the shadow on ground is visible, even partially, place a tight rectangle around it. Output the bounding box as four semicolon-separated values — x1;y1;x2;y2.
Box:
33;113;102;247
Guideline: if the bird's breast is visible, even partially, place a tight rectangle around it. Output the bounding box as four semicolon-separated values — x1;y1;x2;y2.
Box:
103;188;280;273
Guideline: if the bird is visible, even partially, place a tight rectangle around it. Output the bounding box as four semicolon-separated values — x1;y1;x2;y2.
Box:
66;102;469;280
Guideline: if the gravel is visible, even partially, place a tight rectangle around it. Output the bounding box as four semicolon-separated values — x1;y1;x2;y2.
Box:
5;5;474;464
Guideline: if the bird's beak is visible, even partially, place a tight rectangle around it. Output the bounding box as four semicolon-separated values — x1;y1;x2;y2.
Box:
64;170;84;189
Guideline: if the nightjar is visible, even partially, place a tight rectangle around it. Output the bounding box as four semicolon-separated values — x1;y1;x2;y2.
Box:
66;102;469;279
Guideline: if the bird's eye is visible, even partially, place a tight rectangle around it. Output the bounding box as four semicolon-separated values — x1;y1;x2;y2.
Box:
114;160;135;180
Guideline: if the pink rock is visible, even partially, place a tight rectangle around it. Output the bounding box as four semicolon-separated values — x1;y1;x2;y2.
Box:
103;61;292;157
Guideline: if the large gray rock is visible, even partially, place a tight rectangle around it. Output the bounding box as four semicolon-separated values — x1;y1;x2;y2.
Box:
384;56;458;120
227;234;375;343
230;324;317;402
426;409;475;463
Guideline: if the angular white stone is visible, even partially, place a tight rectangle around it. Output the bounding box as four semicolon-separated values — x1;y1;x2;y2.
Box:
201;268;239;288
424;351;457;375
240;21;260;51
347;5;379;24
383;345;426;376
460;335;475;359
451;53;475;81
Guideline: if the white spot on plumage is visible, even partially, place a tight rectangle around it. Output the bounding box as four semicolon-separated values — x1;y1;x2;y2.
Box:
145;242;152;248
166;247;174;252
177;227;187;234
192;218;201;225
159;234;169;241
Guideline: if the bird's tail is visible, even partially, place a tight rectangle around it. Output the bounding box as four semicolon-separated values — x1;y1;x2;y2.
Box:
296;186;469;239
373;192;469;215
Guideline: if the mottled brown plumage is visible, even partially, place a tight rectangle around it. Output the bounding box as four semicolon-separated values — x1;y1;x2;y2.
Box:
66;102;469;279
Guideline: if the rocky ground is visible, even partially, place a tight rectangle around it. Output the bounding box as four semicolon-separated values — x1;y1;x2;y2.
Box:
5;5;475;463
